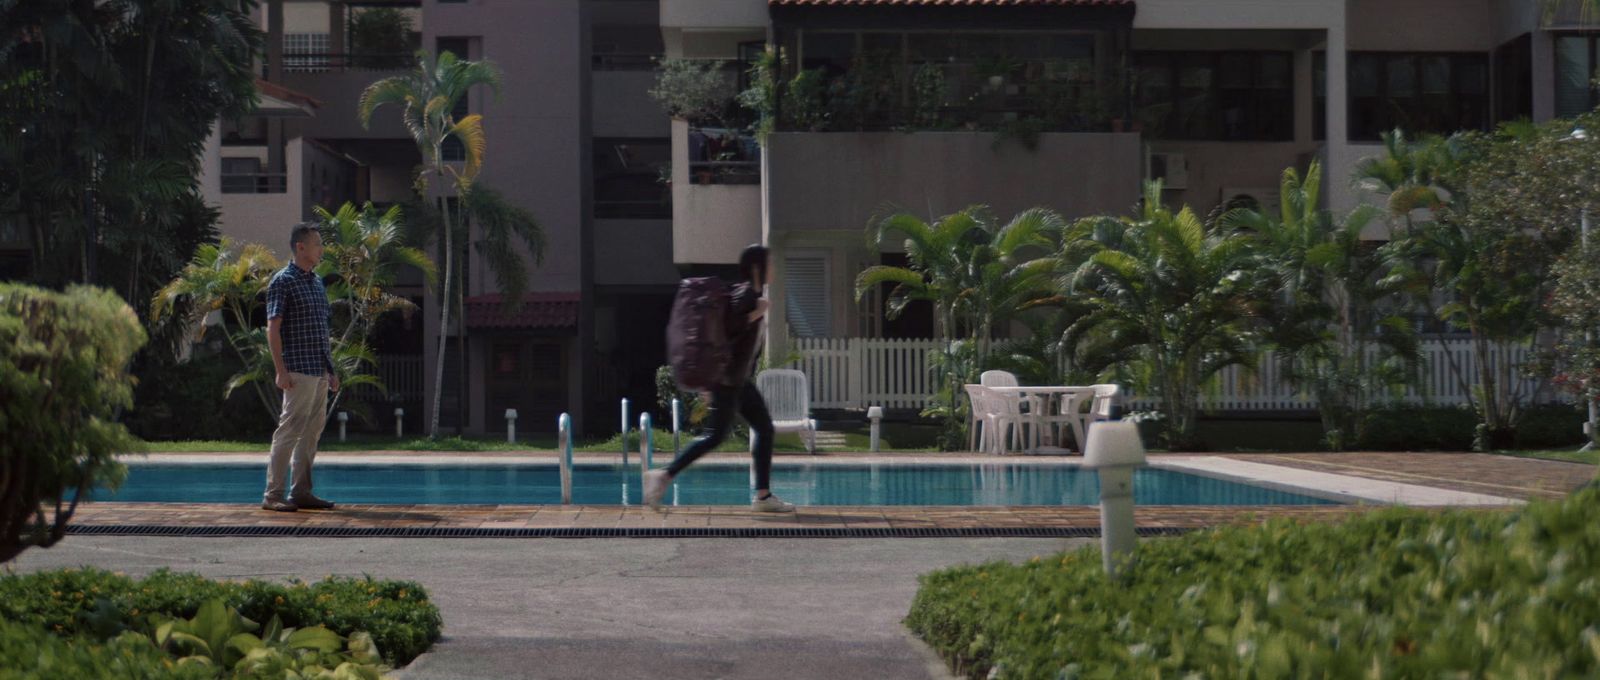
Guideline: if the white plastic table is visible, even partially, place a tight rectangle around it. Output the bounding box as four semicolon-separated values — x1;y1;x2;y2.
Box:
983;386;1097;453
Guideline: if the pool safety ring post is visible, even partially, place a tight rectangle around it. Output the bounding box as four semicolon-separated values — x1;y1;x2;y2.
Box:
558;413;573;504
1083;421;1147;579
640;413;654;492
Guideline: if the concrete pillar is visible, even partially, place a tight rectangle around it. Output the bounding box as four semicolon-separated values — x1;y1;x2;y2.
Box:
265;0;283;82
1323;21;1354;213
329;2;345;64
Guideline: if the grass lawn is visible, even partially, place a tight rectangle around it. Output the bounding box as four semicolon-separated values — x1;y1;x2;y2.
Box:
1495;448;1599;465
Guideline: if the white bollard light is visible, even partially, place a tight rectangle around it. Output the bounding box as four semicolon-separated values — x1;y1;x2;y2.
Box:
671;398;682;454
867;406;884;453
1082;421;1147;579
337;411;349;443
505;408;518;444
394;407;404;439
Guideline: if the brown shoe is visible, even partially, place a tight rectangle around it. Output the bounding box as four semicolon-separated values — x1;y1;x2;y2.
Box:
262;498;298;512
290;494;335;510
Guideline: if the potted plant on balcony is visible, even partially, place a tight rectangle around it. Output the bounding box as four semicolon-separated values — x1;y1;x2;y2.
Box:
350;7;414;70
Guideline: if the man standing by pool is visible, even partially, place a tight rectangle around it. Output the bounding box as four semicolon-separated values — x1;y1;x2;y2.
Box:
262;223;339;512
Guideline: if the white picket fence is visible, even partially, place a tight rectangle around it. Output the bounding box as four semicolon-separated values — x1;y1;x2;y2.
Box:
790;337;1566;411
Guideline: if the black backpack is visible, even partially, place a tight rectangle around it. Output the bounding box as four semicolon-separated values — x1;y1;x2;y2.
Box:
666;277;732;391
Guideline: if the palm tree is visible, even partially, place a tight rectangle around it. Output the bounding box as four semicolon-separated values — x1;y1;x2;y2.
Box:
1061;181;1259;450
150;239;282;419
315;202;438;422
360;49;500;439
1224;162;1417;450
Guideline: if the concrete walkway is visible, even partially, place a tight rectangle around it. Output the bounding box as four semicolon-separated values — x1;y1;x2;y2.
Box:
9;536;1087;679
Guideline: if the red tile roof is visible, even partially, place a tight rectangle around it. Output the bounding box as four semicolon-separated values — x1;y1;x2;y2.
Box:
465;293;581;330
254;78;323;109
770;0;1131;5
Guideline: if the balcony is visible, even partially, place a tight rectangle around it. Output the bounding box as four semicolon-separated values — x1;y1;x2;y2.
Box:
671;120;760;265
764;131;1143;233
221;172;289;194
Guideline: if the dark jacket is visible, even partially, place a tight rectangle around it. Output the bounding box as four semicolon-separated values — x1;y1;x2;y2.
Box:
722;282;764;387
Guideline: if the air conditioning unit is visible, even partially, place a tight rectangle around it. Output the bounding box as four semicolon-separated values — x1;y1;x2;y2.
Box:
1219;187;1281;216
1146;151;1188;190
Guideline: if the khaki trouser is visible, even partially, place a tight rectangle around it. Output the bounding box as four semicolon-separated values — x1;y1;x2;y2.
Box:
264;372;328;501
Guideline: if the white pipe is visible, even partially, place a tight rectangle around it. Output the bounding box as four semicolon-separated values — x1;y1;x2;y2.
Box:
671;398;682;454
640;413;654;496
620;398;631;469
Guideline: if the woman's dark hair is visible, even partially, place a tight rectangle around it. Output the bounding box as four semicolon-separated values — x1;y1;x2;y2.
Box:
738;244;769;283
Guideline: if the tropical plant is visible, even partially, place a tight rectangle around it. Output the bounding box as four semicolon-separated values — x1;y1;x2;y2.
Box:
1;285;145;564
361;49;500;439
1548;238;1600;448
151;598;389;678
1060;181;1260;450
150;239;283;418
1224;162;1417;450
315;203;437;420
855;207;1062;448
785;68;830;132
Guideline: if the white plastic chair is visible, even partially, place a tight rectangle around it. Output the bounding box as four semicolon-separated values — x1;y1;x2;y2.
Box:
965;383;1032;455
979;371;1041;452
1065;384;1120;451
752;369;818;454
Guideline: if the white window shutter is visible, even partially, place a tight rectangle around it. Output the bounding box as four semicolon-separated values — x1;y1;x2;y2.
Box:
784;255;830;338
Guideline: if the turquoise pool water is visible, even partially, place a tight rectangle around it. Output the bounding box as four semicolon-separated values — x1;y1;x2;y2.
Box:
99;463;1335;506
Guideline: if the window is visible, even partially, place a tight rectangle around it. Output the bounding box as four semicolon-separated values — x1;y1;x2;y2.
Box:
1133;51;1293;141
593;138;670;219
1495;34;1533;123
437;37;471;162
1347;52;1488;141
1556;35;1599;118
284;32;329;72
784;255;831;339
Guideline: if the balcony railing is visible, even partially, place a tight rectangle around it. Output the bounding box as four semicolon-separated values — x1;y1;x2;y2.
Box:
688;127;761;186
591;53;661;71
221;172;288;194
275;52;416;74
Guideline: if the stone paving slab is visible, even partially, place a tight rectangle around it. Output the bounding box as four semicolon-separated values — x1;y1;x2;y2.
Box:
66;501;1392;530
1223;452;1595;501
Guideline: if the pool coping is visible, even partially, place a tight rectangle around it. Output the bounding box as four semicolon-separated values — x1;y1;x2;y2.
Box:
115;452;1524;509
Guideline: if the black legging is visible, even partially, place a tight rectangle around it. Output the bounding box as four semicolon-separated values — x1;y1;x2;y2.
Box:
665;381;776;491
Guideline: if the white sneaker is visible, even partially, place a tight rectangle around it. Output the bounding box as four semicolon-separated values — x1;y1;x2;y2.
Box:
643;469;671;509
751;494;795;513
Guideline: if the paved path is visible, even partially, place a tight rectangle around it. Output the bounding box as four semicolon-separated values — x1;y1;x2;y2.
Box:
9;536;1086;679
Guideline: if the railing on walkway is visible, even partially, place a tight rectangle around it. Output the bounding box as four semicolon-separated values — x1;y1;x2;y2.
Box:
791;337;1566;412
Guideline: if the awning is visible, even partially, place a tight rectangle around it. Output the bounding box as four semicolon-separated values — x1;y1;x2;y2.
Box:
465;293;581;331
253;78;321;118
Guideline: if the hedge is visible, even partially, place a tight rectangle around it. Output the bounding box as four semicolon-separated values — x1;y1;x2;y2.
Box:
0;569;441;667
907;483;1600;679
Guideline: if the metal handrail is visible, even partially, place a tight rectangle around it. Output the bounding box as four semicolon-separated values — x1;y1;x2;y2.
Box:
639;413;654;489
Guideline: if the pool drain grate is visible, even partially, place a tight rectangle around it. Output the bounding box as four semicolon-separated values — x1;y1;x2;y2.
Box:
66;525;1193;539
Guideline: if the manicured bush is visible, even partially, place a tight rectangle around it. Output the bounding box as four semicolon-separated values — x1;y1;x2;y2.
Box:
907;484;1600;679
0;569;441;666
1;284;146;563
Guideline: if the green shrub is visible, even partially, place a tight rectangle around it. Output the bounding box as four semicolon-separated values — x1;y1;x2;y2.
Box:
127;349;273;441
1;284;146;563
0;569;441;666
907;484;1600;679
1355;405;1477;450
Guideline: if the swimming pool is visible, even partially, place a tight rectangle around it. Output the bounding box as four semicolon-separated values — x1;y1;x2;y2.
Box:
99;462;1336;506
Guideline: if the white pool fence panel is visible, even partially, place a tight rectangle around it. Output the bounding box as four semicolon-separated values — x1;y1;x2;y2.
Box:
790;337;1564;412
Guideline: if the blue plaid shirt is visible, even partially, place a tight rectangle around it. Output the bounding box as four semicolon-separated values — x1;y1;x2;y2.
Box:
266;262;334;376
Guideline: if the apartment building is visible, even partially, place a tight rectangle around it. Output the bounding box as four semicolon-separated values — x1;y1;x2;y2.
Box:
200;0;677;436
660;0;1600;360
195;0;1600;434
